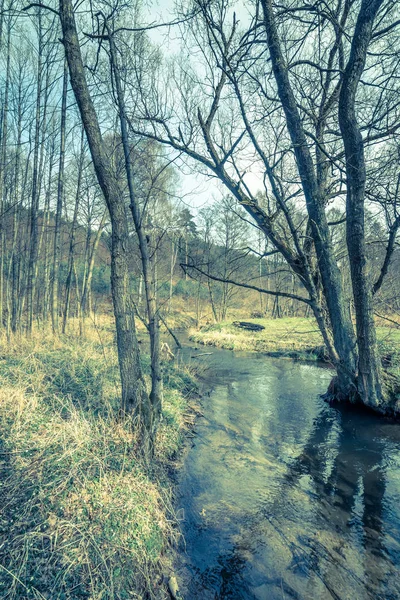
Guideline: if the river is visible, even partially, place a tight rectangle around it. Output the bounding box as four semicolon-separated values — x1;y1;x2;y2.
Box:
174;342;400;599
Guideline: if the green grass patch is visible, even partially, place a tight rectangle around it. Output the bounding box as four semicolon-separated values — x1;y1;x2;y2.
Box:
190;317;325;358
190;317;400;366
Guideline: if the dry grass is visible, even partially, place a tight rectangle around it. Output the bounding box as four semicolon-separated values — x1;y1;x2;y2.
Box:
0;322;196;600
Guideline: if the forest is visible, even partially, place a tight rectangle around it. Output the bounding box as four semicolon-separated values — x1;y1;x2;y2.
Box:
0;0;400;598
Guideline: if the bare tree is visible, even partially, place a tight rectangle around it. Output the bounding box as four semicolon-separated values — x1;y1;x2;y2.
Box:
338;0;385;406
57;0;152;442
107;28;163;430
128;0;400;412
51;58;68;333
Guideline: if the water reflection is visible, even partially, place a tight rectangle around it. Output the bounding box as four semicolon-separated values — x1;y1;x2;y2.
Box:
283;404;399;597
176;349;400;599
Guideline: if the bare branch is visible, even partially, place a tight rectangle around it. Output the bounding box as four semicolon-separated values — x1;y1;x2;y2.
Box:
182;263;311;305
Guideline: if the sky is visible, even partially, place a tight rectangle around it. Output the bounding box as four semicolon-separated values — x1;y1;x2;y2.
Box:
146;0;222;214
142;0;262;217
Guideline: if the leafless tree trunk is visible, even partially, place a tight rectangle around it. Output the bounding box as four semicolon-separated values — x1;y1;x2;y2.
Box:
51;58;68;334
339;0;384;408
261;0;357;396
0;13;11;329
63;127;84;333
80;207;107;318
26;8;43;335
168;236;178;313
108;31;162;431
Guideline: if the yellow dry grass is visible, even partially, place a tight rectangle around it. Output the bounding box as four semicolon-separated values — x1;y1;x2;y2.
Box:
0;320;196;600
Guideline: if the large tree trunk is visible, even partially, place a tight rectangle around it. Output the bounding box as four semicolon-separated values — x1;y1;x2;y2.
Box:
339;0;384;408
58;0;152;441
261;0;357;397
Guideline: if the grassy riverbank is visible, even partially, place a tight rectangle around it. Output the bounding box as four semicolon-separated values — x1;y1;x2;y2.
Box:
0;320;196;600
190;317;400;372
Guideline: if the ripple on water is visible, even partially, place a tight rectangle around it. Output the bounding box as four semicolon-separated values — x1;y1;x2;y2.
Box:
176;350;400;600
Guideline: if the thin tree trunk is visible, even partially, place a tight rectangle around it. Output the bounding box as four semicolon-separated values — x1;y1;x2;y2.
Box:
195;278;202;327
0;17;11;329
168;237;178;313
10;60;25;334
51;59;68;334
81;208;107;318
108;32;162;432
41;138;55;323
80;210;92;317
185;238;188;281
26;8;43;335
138;273;143;307
13;146;31;332
8;109;21;335
207;278;218;323
63;127;84;333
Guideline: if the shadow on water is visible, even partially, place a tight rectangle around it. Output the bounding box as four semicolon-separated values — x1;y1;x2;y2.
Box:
175;345;400;600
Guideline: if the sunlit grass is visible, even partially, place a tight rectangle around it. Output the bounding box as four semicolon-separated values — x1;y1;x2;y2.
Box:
190;317;400;367
0;321;195;599
190;317;325;358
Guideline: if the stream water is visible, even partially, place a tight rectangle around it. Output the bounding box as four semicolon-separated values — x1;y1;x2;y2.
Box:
175;343;400;599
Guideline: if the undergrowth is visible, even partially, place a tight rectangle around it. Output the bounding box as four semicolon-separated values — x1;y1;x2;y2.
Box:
0;327;196;600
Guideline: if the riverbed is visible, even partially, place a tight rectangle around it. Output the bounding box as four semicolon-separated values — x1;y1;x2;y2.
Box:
174;343;400;599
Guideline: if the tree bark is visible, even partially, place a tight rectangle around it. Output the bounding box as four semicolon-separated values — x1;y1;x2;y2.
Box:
338;0;384;408
0;16;11;330
41;136;55;323
80;208;107;318
261;0;357;397
62;127;84;333
51;58;68;334
26;8;43;335
108;32;162;431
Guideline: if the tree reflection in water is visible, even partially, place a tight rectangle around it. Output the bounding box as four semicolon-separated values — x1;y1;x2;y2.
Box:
176;352;400;600
282;403;397;598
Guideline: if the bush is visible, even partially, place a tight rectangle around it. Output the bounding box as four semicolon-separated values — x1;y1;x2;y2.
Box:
250;310;265;319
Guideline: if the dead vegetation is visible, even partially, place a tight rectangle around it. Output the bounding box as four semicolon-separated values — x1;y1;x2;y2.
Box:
0;320;196;599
